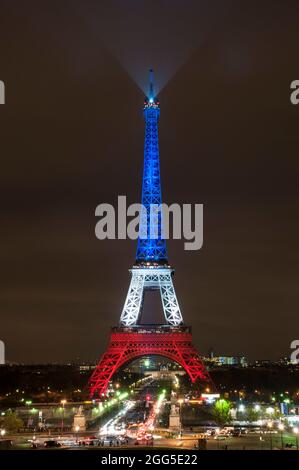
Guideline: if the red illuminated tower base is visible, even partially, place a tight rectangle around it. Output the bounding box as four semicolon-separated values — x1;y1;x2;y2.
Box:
89;326;209;398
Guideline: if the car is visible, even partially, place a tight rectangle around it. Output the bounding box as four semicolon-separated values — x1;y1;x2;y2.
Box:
285;443;296;449
99;436;121;446
44;440;62;448
0;440;13;449
60;439;78;447
205;429;216;436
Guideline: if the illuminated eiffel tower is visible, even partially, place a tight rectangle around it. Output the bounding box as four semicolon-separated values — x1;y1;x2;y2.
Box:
89;70;210;398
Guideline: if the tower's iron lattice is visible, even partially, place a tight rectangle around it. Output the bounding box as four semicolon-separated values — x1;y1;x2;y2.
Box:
89;70;210;398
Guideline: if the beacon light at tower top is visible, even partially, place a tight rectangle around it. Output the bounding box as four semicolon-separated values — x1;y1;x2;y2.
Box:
144;68;160;108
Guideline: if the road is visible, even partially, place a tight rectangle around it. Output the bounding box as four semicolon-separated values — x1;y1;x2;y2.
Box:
3;378;299;451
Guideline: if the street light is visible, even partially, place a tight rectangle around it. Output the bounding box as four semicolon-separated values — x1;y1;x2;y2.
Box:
178;399;183;438
215;428;220;450
278;423;284;449
75;425;80;443
0;429;6;439
293;426;299;450
60;400;67;435
267;421;273;450
266;407;274;415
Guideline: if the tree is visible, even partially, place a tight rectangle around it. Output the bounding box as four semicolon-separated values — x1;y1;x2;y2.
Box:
3;410;24;432
245;407;260;423
212;399;232;426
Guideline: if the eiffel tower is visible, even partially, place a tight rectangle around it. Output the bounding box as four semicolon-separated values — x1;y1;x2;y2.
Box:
89;70;210;398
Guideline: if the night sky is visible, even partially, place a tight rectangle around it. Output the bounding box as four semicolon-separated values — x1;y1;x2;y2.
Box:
0;1;299;363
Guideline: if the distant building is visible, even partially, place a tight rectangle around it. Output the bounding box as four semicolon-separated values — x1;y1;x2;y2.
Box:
124;356;184;373
203;354;248;368
252;357;296;368
277;356;291;366
78;364;95;371
218;356;247;367
253;359;271;367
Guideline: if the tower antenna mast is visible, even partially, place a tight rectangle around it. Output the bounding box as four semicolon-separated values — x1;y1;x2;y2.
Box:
149;68;155;100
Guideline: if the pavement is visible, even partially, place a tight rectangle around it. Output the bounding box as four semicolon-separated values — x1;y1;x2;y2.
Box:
4;431;299;451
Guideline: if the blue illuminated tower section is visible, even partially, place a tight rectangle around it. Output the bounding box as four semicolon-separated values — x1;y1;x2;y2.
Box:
136;69;167;264
120;70;183;327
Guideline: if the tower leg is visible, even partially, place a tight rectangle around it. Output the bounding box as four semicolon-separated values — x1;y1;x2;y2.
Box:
159;272;183;325
120;272;145;326
120;268;183;327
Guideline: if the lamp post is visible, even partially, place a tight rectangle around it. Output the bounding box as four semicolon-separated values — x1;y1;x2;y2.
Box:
215;427;220;450
267;421;273;450
75;425;80;443
0;429;6;440
278;423;284;449
61;399;67;435
178;399;183;438
293;426;299;450
238;403;245;421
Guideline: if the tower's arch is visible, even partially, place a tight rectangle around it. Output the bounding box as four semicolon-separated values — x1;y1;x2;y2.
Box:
89;329;210;398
